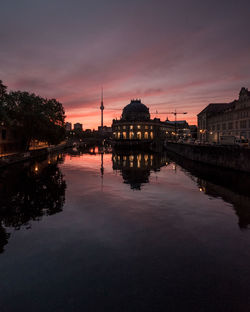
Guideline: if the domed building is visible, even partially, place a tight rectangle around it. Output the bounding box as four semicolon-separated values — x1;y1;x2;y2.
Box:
112;99;174;148
121;100;150;121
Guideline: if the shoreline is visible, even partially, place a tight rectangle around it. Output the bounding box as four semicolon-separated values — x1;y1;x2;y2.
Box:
165;142;250;173
0;143;70;169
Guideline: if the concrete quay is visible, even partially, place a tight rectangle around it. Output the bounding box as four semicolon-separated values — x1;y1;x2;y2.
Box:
165;142;250;173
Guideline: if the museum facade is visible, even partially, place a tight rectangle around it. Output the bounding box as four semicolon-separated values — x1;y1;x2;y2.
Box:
112;99;174;146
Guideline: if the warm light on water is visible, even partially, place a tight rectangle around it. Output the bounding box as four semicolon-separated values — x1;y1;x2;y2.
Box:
1;149;250;311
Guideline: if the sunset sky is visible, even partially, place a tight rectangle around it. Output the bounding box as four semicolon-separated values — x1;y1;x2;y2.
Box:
1;0;250;129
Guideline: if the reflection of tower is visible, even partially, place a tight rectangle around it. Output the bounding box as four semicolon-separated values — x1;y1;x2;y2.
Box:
100;151;104;191
101;152;104;176
100;88;104;130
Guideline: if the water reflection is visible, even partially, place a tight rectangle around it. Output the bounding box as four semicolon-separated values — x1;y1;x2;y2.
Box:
167;152;250;230
0;154;66;253
112;151;169;190
112;149;250;229
1;147;250;257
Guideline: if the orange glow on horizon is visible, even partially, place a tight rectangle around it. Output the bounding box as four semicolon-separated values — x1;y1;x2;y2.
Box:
65;107;198;130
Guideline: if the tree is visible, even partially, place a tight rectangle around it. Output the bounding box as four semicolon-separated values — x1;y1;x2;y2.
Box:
0;81;66;150
0;80;8;124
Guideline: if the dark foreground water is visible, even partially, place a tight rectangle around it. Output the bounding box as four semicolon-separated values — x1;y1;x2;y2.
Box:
1;148;250;312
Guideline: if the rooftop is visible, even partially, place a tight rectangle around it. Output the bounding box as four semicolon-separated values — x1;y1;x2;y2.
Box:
197;103;230;116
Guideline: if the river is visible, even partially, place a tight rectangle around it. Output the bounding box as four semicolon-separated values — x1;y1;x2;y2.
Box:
0;147;250;311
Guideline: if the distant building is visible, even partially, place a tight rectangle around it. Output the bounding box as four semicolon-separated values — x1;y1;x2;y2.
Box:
165;119;189;129
112;99;174;146
74;123;83;131
197;87;250;143
98;126;112;135
65;122;72;132
189;125;198;139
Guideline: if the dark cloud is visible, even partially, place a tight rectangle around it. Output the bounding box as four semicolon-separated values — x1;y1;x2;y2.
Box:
1;0;250;128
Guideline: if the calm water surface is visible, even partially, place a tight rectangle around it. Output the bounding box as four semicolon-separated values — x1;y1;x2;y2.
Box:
1;148;250;312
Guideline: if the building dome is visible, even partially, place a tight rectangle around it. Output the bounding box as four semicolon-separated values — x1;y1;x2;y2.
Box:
121;99;150;121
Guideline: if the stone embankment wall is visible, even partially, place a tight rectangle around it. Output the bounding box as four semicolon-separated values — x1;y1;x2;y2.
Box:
165;143;250;173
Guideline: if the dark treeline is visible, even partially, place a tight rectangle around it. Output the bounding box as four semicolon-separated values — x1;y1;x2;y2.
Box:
0;80;66;151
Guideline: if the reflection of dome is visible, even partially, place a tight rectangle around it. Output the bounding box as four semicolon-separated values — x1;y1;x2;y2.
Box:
112;152;169;190
122;99;150;121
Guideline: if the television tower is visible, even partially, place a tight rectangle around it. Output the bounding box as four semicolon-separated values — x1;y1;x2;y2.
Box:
100;88;104;130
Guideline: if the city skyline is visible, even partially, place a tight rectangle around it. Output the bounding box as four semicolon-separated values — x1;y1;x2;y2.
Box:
1;0;250;129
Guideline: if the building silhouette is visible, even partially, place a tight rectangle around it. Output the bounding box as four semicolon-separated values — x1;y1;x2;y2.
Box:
74;123;83;131
112;99;174;148
198;87;250;143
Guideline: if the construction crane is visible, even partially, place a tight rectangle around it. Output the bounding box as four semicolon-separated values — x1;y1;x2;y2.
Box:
155;110;187;140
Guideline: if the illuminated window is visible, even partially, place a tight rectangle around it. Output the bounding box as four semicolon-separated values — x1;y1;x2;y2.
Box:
137;132;142;139
137;125;141;129
123;156;127;160
136;154;142;167
150;132;154;139
130;125;133;130
145;125;148;129
129;155;134;161
150;126;153;129
122;132;127;139
123;125;126;130
144;132;149;139
118;126;121;130
129;132;134;139
150;154;153;166
144;154;149;161
117;132;121;139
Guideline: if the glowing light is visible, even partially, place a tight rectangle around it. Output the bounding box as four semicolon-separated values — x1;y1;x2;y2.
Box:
129;131;134;139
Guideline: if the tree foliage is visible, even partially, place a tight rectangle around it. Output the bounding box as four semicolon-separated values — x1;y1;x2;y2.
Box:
0;80;66;150
0;80;9;123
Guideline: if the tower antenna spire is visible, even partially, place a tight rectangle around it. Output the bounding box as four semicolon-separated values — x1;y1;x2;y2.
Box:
100;87;104;130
